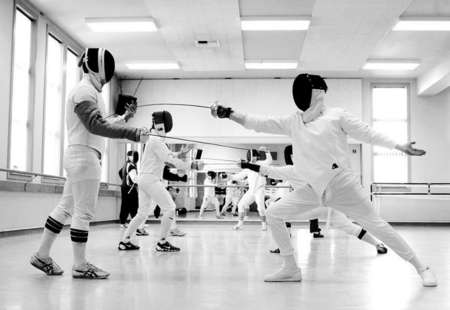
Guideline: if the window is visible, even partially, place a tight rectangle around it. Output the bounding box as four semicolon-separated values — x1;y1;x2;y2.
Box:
42;34;64;176
101;83;111;182
372;86;408;182
63;49;80;151
9;9;33;171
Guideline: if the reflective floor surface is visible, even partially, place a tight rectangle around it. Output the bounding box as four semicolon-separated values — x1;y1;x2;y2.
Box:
0;223;448;310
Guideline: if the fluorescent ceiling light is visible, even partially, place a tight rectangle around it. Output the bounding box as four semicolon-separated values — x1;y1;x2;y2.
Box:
126;62;180;70
85;17;157;32
393;19;450;31
241;17;310;31
245;62;298;70
363;61;420;71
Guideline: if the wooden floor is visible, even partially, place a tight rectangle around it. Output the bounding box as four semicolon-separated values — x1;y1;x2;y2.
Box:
0;222;448;310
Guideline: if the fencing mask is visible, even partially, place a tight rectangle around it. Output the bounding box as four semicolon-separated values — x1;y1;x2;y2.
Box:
292;73;327;111
152;111;173;134
246;149;258;162
127;150;139;164
207;171;217;179
79;48;115;88
284;145;293;165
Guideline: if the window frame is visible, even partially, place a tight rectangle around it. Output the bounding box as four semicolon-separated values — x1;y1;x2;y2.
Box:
370;83;411;183
41;24;82;176
7;2;38;179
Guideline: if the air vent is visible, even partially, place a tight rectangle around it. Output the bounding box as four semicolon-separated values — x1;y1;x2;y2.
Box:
195;40;220;48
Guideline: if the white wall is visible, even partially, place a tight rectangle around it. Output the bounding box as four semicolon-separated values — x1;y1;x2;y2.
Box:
122;78;362;144
411;87;450;182
376;196;450;223
0;190;121;232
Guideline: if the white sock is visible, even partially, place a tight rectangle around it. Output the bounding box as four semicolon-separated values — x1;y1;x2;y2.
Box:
37;229;58;258
409;255;427;273
72;242;87;267
360;232;379;247
170;219;177;230
283;255;298;270
123;214;146;242
160;213;173;240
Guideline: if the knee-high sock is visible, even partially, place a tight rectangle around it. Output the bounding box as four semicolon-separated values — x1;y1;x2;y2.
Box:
72;242;87;266
408;255;427;273
357;229;380;247
160;210;175;240
283;255;298;269
267;214;294;256
236;212;245;226
123;213;147;242
170;218;177;230
37;216;64;258
215;201;221;216
37;230;58;258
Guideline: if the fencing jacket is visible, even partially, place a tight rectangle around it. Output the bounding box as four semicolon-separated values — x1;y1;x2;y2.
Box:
243;107;398;197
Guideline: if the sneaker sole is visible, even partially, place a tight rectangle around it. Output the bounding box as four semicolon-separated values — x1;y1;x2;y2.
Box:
118;246;140;251
72;274;110;280
30;259;64;276
264;271;302;282
155;247;180;252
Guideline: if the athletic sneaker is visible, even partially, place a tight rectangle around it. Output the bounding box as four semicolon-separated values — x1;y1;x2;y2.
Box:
269;248;280;254
30;253;64;276
170;228;186;237
264;267;302;282
72;262;110;279
419;267;438;287
156;241;180;252
216;215;224;219
376;244;388;254
136;228;149;236
232;223;242;230
118;241;140;251
120;224;128;229
313;232;324;238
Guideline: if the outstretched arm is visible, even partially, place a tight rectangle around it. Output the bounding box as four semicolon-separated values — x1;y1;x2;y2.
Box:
339;110;425;156
211;103;292;135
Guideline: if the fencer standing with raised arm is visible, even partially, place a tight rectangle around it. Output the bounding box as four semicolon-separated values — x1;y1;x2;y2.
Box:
120;111;203;252
31;48;149;279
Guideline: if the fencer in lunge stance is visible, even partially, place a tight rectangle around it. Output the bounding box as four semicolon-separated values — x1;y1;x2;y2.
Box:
220;179;242;216
119;111;203;252
30;48;150;279
211;73;437;286
232;148;272;231
264;166;388;255
199;171;222;219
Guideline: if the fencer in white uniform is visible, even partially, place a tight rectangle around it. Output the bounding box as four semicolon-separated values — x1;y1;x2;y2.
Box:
232;148;272;231
199;171;221;219
211;73;437;286
220;179;242;216
30;48;149;279
120;111;203;252
265;165;388;255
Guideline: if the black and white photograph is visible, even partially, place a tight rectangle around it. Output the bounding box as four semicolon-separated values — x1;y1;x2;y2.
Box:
0;0;449;309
